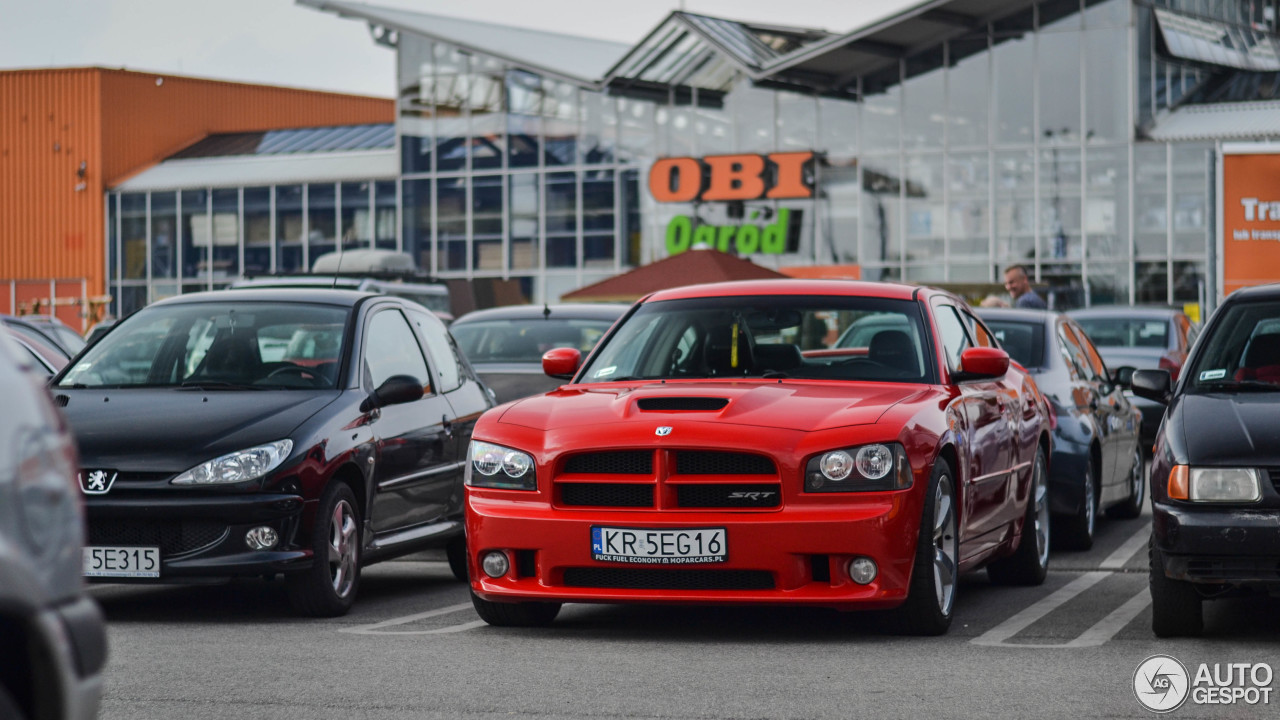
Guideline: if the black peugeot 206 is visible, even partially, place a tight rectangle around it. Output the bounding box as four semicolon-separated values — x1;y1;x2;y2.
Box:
1134;282;1280;637
51;288;492;616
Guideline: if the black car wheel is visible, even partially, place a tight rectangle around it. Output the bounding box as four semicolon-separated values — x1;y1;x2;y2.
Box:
1150;538;1203;637
446;535;468;582
988;446;1050;586
1107;444;1145;520
893;457;957;636
1055;461;1097;551
470;589;561;627
287;481;361;617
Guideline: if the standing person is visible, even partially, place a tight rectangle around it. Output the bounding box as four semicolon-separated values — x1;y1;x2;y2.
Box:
1004;264;1047;309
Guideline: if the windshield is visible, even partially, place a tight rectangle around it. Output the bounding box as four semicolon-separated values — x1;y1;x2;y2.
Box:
983;320;1045;369
57;301;350;389
578;295;934;384
1074;316;1169;349
1185;301;1280;391
452;318;614;363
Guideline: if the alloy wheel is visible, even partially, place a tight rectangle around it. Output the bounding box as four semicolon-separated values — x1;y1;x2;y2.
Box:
328;499;358;598
1033;457;1050;568
933;475;957;615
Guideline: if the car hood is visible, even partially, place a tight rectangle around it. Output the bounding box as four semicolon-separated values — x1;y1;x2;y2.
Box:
1175;392;1280;466
497;380;927;433
58;388;340;472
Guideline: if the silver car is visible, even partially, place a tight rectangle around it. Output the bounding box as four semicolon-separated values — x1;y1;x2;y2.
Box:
0;329;105;720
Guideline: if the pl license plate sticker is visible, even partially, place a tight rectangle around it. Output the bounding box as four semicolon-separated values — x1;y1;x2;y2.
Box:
1199;369;1227;381
591;526;727;565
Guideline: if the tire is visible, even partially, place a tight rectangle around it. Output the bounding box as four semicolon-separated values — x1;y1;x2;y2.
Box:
892;457;958;636
987;446;1050;586
1054;460;1097;551
470;588;561;627
446;534;468;582
1107;444;1145;519
1150;538;1203;638
0;683;26;720
287;481;361;617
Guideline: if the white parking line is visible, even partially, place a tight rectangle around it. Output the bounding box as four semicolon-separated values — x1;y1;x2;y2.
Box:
971;521;1152;648
339;602;484;636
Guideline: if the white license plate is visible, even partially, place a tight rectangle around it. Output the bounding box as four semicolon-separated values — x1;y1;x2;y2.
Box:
591;526;726;565
83;546;160;578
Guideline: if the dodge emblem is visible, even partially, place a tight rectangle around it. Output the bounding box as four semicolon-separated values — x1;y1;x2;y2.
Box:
79;469;118;495
655;426;673;436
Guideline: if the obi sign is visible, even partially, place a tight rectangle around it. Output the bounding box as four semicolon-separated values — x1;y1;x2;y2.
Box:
1221;144;1280;295
648;152;814;255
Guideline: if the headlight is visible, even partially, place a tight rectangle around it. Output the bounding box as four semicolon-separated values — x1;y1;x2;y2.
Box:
1179;467;1262;503
806;443;911;492
466;441;536;490
170;440;293;485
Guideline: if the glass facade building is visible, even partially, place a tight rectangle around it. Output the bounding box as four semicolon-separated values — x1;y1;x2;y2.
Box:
106;0;1280;315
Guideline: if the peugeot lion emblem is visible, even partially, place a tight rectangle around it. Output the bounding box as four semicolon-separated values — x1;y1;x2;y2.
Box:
79;470;118;495
655;426;673;437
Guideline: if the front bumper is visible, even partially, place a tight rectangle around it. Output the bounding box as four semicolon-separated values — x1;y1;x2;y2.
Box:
467;493;921;611
34;596;106;720
84;493;312;581
1153;502;1280;587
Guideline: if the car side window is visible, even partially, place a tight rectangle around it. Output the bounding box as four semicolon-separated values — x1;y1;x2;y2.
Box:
407;308;463;393
364;309;432;391
1067;323;1109;382
961;309;998;348
1056;322;1089;381
933;305;972;371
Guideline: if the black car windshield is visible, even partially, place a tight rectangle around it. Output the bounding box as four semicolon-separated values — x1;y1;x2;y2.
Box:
578;295;935;384
1074;316;1169;349
56;302;350;389
983;320;1046;369
1185;301;1280;392
452;318;614;363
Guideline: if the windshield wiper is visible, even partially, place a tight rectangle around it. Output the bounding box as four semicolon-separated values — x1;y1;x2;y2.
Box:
1197;379;1280;392
178;381;263;391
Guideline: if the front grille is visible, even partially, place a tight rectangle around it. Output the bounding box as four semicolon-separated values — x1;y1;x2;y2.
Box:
675;451;775;475
560;483;654;508
563;568;774;590
676;483;782;508
564;452;653;475
1268;468;1280;493
1185;558;1280;582
637;397;729;411
88;519;228;557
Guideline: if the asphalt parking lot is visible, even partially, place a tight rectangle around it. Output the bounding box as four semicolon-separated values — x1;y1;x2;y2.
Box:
89;497;1280;720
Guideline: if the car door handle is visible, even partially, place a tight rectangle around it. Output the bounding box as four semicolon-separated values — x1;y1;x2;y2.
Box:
442;415;453;436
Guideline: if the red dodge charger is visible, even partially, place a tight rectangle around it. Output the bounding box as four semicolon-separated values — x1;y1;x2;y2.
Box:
464;280;1052;635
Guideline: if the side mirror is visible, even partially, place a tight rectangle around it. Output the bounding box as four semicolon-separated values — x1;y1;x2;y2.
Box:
954;347;1010;381
1110;365;1136;389
360;374;425;412
1131;369;1172;404
542;347;582;380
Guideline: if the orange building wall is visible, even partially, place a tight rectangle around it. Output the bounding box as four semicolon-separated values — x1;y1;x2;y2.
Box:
0;67;393;326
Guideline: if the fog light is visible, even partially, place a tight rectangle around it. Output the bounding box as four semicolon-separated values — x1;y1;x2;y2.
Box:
849;557;877;585
245;526;278;551
482;551;510;578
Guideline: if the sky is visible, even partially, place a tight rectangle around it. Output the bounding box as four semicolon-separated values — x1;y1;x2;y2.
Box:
0;0;919;97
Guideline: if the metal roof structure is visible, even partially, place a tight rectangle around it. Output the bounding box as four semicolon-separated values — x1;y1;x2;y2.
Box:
112;150;398;191
297;0;631;85
1147;99;1280;142
171;123;394;159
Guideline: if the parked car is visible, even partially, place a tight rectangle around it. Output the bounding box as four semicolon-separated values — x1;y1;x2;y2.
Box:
7;328;70;377
2;314;86;358
449;304;629;404
0;329;106;719
1068;306;1197;454
978;308;1146;550
1134;283;1280;637
51;288;493;616
464;280;1052;635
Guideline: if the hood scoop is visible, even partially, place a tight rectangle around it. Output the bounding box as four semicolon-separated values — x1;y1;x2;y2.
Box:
637;397;729;411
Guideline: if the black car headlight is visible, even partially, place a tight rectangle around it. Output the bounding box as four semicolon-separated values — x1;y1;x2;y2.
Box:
466;440;536;491
170;440;293;485
805;443;911;492
1169;465;1262;503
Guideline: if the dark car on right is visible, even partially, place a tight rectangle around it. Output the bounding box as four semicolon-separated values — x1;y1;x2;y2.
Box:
979;308;1145;550
1134;283;1280;637
1068;306;1197;455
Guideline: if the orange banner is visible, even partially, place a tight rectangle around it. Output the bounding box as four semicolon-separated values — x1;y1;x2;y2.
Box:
1222;150;1280;294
